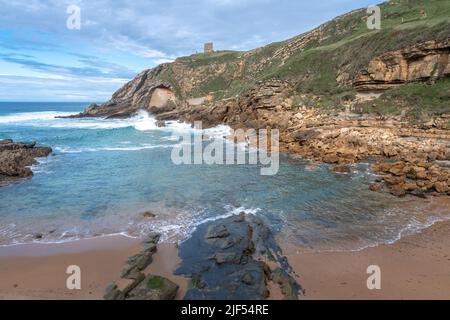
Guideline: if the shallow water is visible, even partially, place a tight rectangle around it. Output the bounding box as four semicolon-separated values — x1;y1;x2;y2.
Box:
0;102;449;250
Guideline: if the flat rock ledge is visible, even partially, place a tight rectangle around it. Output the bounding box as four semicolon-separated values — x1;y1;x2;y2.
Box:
0;139;52;186
175;213;302;300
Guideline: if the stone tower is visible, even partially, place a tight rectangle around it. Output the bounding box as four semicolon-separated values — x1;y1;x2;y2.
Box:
204;42;214;54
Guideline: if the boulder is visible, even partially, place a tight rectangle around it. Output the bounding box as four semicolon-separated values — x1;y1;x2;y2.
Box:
390;184;407;197
369;183;382;192
434;182;449;193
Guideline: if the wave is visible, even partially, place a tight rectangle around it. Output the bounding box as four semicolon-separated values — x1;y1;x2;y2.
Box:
54;144;176;154
0;110;232;139
0;111;130;130
0;204;263;247
0;111;75;123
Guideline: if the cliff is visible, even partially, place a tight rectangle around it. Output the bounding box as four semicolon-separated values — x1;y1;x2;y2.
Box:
72;0;450;120
354;39;450;91
69;0;450;197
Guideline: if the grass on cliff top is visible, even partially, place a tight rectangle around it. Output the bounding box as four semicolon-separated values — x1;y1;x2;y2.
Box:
261;0;450;96
190;75;230;97
309;0;450;49
163;0;450;107
356;77;450;121
177;50;242;67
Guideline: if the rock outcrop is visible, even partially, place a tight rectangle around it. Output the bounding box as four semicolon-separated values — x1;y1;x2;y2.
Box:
175;213;302;300
65;65;177;119
353;39;450;91
371;159;450;197
104;233;180;300
172;80;294;131
0;140;52;186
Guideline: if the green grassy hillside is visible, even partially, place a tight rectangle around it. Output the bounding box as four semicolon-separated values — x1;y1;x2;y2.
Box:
158;0;450;118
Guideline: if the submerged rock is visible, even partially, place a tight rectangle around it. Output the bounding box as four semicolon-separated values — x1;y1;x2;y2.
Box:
176;213;302;300
142;211;157;218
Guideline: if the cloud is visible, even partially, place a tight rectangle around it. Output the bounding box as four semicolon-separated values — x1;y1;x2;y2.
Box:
107;36;175;60
0;74;126;101
0;53;136;79
0;0;377;101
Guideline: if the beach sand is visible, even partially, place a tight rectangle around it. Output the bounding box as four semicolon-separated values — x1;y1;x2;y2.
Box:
1;203;449;300
283;219;450;300
0;236;187;300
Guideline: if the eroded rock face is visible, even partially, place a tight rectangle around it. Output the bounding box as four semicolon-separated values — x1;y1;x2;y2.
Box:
175;213;302;300
0;140;52;186
353;40;450;91
66;64;177;119
178;80;294;130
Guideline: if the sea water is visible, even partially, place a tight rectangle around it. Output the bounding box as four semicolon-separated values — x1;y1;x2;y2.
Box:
0;102;449;250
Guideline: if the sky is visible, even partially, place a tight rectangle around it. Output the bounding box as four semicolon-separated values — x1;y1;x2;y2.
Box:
0;0;377;102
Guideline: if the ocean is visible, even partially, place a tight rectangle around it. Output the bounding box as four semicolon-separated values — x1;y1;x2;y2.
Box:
0;102;448;250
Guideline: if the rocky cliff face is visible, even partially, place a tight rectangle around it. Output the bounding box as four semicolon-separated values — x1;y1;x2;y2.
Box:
73;0;450;121
353;39;450;91
68;65;177;119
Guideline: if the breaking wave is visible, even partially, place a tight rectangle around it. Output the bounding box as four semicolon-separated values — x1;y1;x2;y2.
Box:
0;110;231;138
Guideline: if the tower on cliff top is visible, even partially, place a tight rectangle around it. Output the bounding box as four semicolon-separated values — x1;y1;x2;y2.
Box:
204;42;214;54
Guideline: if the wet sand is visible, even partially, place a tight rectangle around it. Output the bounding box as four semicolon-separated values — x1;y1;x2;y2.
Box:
283;219;450;300
0;236;186;300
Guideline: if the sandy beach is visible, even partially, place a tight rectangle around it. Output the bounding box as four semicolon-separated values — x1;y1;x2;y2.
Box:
1;199;449;300
0;235;187;300
284;219;450;300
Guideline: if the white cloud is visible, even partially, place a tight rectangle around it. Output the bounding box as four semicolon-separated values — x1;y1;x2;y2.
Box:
108;35;174;60
0;0;377;101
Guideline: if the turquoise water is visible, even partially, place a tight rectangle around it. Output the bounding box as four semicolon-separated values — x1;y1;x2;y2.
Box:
0;102;449;250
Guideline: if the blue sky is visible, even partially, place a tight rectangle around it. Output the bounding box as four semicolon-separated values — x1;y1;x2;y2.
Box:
0;0;376;102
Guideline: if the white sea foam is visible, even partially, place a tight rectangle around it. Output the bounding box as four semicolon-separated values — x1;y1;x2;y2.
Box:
0;111;130;129
0;111;75;123
54;144;177;154
29;157;54;174
0;110;231;139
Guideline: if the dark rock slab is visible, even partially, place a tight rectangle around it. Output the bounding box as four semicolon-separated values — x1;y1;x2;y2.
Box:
176;213;302;300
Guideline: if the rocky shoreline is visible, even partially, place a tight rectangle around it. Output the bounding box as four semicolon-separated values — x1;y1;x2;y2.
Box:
104;213;302;300
0;140;52;187
69;89;450;198
63;44;450;199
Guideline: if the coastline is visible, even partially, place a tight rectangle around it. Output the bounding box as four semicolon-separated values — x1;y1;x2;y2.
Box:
1;197;449;300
